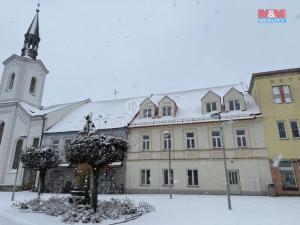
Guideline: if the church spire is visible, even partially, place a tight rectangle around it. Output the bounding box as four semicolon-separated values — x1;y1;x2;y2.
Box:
21;4;41;60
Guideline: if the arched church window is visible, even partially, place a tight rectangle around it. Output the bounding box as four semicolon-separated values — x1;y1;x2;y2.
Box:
8;73;15;90
0;122;4;144
29;77;36;94
12;139;23;169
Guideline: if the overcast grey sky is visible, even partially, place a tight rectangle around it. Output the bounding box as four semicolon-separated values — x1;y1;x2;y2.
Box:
0;0;299;106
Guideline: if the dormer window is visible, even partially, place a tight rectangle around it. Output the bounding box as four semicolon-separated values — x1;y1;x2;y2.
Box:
206;102;217;113
162;106;171;116
229;100;240;111
143;108;152;118
8;73;15;90
29;77;36;94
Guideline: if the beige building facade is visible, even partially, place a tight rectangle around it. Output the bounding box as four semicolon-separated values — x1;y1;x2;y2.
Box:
126;84;272;195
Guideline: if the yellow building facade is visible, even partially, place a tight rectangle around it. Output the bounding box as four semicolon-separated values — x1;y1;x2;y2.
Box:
249;68;300;195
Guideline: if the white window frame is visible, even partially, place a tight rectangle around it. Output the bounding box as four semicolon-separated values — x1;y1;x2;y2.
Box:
142;135;150;150
143;108;152;118
31;137;40;148
277;120;288;139
163;132;172;150
186;132;195;149
206;102;217;113
163;169;174;186
236;129;247;148
290;119;300;138
140;169;151;185
187;169;199;186
272;85;292;104
279;160;297;190
212;130;222;149
51;138;60;150
229;99;240;111
162;106;172;117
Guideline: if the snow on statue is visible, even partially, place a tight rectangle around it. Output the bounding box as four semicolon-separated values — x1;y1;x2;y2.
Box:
65;114;129;212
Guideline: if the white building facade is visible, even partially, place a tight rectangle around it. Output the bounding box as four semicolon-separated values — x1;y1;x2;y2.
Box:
126;85;272;195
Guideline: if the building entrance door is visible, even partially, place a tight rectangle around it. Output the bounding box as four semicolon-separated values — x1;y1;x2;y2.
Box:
228;170;241;195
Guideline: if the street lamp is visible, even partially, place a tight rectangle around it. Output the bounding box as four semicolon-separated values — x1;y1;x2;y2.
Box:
11;133;28;201
163;131;172;199
210;112;232;210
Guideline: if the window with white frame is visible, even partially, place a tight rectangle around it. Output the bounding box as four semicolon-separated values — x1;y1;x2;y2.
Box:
279;160;297;190
163;169;174;185
229;100;240;111
64;138;72;147
290;120;300;138
187;169;198;186
141;169;151;185
277;121;288;139
212;130;222;148
143;108;152;118
32;137;40;148
186;132;195;149
52;139;60;150
142;135;150;150
162;106;172;116
206;102;217;113
272;85;292;104
236;129;247;147
163;132;171;150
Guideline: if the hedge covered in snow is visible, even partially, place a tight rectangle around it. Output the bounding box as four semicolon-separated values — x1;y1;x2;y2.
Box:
14;196;155;224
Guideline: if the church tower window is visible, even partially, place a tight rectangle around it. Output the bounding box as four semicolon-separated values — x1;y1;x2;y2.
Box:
12;139;23;169
0;122;4;144
8;73;15;90
29;77;37;94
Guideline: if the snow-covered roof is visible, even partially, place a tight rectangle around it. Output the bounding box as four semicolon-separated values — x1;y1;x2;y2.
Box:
130;83;261;127
45;83;260;133
45;97;146;133
19;101;77;116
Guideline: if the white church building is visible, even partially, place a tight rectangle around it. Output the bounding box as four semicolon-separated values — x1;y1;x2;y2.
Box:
0;9;272;195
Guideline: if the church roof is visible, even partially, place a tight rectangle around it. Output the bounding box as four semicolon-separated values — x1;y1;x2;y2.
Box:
27;9;39;36
45;96;146;133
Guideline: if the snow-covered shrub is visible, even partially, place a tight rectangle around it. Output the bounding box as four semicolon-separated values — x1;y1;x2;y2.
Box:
14;197;155;224
65;133;128;212
21;147;60;197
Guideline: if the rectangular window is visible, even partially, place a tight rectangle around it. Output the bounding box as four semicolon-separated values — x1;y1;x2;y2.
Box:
206;102;217;113
141;169;151;185
187;169;198;186
212;130;222;148
163;133;171;150
143;108;152;118
277;121;287;139
186;132;195;149
236;129;247;147
52;139;60;150
163;169;174;185
229;100;240;111
279;160;297;190
272;85;292;104
142;135;150;150
290;120;300;138
32;138;40;148
64;138;72;147
162;106;172;116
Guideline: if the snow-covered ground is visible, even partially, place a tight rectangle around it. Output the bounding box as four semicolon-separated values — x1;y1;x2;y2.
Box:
0;191;299;225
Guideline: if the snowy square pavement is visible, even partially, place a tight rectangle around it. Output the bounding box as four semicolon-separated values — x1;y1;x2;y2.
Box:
0;192;299;225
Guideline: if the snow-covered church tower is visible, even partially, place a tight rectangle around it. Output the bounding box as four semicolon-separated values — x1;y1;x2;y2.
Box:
0;7;49;189
0;7;48;108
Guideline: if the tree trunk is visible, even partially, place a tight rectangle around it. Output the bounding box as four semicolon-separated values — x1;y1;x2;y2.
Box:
38;170;47;199
91;167;100;212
